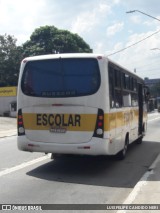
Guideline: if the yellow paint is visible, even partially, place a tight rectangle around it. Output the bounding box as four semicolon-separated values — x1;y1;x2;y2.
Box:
0;87;17;97
23;113;97;131
22;109;141;132
104;109;139;131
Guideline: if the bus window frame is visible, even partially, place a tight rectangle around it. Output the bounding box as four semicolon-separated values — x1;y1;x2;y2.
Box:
108;62;139;109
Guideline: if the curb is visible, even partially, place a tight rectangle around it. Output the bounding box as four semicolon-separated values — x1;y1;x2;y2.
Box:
116;153;160;213
0;130;17;138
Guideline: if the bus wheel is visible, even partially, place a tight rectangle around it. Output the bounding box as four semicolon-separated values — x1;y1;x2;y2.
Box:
136;136;143;144
117;135;129;160
137;124;144;144
51;153;62;160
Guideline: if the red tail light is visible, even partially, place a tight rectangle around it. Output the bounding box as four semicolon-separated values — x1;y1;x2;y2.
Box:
18;109;25;136
98;122;103;127
93;109;104;138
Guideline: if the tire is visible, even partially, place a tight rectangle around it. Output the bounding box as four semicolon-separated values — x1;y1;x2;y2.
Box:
117;135;129;160
51;153;62;160
137;124;144;144
136;136;143;144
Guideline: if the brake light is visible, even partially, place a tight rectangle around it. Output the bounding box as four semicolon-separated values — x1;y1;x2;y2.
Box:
93;109;104;138
97;56;103;60
18;109;25;136
22;59;27;63
98;122;103;127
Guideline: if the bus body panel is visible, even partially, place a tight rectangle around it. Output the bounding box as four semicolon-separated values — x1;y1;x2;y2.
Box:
21;105;98;144
18;136;113;156
17;53;147;157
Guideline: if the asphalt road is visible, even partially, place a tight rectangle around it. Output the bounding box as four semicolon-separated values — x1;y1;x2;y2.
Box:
0;112;160;213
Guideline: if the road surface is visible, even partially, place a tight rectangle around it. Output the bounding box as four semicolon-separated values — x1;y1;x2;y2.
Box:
0;112;160;212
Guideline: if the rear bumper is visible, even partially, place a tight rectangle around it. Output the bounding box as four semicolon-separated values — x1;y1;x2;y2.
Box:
17;136;113;156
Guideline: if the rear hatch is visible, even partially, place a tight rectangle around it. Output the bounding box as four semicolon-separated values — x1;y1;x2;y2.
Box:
22;105;98;144
20;56;101;143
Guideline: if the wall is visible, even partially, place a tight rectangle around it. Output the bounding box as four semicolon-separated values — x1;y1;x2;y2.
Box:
0;87;17;117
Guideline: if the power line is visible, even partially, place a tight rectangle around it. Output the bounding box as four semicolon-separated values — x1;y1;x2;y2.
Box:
127;59;160;70
122;53;160;71
138;68;160;73
107;28;160;57
126;10;160;22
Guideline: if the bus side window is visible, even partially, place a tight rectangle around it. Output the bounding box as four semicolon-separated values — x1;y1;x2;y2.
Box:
109;65;115;108
123;91;131;107
115;89;122;108
109;64;123;108
22;69;35;95
114;69;122;108
131;93;138;106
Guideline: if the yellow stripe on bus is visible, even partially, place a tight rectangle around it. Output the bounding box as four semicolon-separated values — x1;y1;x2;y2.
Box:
22;109;142;132
23;113;97;131
104;110;139;131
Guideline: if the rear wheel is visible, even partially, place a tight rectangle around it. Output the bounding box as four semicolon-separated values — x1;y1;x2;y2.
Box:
137;123;145;144
117;134;129;160
136;136;143;144
51;153;63;160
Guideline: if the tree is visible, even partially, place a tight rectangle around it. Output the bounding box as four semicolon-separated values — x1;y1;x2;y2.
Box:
0;34;23;86
23;25;92;57
0;27;92;86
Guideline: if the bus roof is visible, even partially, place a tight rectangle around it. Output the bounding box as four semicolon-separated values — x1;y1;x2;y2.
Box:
22;53;104;61
22;53;143;82
108;58;144;83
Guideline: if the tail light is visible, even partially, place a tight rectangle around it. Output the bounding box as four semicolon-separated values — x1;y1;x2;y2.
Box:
18;109;25;136
93;109;104;138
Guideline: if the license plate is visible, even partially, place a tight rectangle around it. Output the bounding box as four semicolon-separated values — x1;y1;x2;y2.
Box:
50;127;67;133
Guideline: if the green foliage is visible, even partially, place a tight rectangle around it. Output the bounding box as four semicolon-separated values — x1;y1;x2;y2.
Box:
23;25;92;57
0;26;92;86
0;34;23;86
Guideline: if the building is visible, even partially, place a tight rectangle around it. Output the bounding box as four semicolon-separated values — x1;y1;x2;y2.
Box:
144;78;160;111
144;78;160;88
0;87;17;117
144;77;160;98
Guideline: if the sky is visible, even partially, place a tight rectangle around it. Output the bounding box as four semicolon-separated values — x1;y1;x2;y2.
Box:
1;0;160;79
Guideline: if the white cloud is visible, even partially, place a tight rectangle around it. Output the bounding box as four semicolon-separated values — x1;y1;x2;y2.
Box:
71;12;98;34
1;0;160;79
130;15;142;24
106;22;124;36
112;0;120;4
0;0;46;43
71;2;111;34
110;30;160;78
113;42;124;52
99;2;111;13
94;42;104;53
119;0;160;15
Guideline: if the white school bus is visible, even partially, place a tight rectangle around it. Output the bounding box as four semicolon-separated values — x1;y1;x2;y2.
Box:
17;53;148;159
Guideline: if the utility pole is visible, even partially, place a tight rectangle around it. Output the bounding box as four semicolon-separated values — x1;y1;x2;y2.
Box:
126;10;160;22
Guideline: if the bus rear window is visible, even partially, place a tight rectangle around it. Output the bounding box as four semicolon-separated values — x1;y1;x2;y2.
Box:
21;58;100;97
